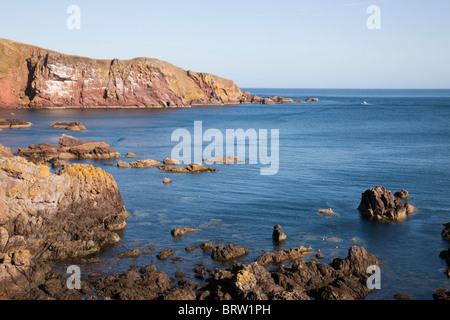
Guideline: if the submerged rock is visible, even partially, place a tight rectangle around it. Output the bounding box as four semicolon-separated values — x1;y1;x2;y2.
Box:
171;228;199;237
117;249;141;259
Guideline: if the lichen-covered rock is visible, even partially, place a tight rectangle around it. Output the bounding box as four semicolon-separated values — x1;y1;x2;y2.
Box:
0;155;128;261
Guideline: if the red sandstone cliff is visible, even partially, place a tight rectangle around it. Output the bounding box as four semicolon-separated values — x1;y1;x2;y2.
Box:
0;38;249;108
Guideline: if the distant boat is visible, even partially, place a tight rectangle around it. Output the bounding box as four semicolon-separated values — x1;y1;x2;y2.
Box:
362;100;368;105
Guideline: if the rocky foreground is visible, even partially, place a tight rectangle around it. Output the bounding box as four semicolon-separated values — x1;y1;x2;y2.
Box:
1;141;448;300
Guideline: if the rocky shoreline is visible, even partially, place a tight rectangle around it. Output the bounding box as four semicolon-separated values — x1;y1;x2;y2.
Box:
0;138;448;300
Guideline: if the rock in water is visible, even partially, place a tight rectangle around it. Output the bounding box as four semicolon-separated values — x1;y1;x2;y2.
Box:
0;154;129;261
211;244;250;262
441;223;450;240
16;134;120;164
50;122;86;131
358;186;409;221
171;228;199;237
163;177;172;184
272;225;287;243
394;190;410;199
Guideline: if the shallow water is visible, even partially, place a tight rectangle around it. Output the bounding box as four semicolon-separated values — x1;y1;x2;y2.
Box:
1;88;449;300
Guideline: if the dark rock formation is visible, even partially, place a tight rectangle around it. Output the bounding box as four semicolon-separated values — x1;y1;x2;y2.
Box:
211;244;250;262
442;222;450;241
272;225;287;243
358;186;410;221
433;289;450;300
306;97;320;103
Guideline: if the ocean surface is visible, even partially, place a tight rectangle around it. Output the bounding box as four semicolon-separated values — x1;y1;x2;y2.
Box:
1;88;450;300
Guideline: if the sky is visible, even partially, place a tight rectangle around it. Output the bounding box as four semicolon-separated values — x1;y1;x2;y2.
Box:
1;0;449;89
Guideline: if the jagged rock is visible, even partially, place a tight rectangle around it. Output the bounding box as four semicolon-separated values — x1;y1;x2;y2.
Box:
358;186;409;221
171;228;199;237
211;244;250;262
433;289;450;300
442;223;450;240
50;122;86;131
272;225;287;243
93;264;181;300
50;158;69;168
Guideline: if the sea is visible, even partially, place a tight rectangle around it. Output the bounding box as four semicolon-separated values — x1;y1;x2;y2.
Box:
1;88;449;300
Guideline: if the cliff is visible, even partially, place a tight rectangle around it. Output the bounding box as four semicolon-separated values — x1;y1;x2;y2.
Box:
0;38;247;108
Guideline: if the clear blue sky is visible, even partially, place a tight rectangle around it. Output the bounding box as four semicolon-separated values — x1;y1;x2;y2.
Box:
1;0;449;89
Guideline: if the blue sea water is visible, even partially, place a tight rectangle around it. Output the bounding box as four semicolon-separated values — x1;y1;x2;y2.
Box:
1;88;450;300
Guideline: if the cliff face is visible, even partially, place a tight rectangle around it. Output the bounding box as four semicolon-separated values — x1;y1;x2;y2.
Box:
0;38;245;108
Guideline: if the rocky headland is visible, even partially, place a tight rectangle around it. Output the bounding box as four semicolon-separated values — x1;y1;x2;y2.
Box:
0;38;314;109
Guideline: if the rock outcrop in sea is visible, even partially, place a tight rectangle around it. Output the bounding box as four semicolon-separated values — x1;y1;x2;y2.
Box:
16;134;120;164
358;186;415;221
